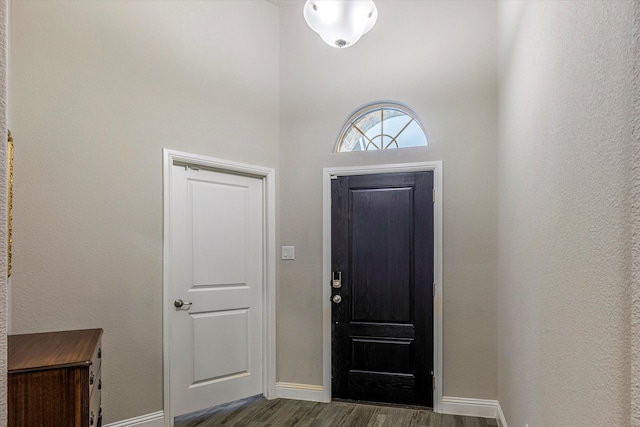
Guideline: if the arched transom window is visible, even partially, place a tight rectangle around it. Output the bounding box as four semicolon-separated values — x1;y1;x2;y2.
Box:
336;102;428;152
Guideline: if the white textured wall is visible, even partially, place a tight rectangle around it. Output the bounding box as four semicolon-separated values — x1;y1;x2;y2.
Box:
631;0;640;425
278;1;499;398
9;1;279;422
499;2;634;425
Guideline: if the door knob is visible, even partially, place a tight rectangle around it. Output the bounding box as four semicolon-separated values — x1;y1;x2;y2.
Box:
332;295;342;304
174;299;193;308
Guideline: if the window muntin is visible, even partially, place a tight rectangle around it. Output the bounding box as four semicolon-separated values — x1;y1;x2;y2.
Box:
336;103;428;152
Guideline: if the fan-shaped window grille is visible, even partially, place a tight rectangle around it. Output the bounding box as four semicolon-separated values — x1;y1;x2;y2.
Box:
336;102;428;152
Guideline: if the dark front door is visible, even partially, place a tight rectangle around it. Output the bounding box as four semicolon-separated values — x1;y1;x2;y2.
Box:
331;172;434;407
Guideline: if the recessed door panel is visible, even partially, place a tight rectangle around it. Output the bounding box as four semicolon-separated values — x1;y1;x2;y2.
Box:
192;309;249;383
351;187;412;322
191;180;247;287
351;338;414;373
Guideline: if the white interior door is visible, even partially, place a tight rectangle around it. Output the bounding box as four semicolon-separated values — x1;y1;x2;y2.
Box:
169;163;264;419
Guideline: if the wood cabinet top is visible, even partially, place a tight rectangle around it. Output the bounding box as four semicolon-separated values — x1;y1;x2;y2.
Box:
8;328;103;374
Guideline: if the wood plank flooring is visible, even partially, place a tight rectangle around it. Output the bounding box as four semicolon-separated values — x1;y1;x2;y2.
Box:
174;395;499;427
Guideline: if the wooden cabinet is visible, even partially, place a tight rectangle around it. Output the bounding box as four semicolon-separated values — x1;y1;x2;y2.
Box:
8;328;103;427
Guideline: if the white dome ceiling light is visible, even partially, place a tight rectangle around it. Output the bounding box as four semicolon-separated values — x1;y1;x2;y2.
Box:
303;1;378;48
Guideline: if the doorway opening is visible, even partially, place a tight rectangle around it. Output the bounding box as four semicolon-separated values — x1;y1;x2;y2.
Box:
322;162;443;412
163;149;276;426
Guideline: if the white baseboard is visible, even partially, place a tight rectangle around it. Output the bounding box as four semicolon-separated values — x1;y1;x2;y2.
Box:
441;396;501;420
496;401;508;427
274;382;324;402
103;411;165;427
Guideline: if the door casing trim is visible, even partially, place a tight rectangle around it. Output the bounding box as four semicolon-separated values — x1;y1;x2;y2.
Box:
322;161;443;412
162;149;276;426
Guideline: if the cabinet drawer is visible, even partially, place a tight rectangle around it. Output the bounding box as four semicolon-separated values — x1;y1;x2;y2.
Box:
89;341;102;395
89;357;101;395
89;367;102;427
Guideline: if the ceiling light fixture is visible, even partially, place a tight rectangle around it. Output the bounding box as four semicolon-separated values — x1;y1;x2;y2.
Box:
303;0;378;49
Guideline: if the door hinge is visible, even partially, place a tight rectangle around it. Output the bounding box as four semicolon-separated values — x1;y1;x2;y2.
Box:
433;283;436;297
432;188;436;203
431;371;436;390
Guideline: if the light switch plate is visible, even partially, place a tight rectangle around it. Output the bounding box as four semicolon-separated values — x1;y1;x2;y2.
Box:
282;246;295;260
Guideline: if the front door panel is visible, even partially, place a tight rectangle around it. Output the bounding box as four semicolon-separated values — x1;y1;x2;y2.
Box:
331;172;434;407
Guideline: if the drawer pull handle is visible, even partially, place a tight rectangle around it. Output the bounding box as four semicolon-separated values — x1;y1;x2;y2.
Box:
90;372;95;385
98;379;102;390
98;348;101;359
90;411;95;426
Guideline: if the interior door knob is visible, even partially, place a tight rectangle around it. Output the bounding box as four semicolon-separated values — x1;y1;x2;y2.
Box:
174;299;193;308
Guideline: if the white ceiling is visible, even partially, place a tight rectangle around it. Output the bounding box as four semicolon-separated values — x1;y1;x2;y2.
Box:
265;0;304;7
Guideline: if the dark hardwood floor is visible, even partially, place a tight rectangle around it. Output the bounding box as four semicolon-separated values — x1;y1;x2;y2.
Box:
174;395;499;427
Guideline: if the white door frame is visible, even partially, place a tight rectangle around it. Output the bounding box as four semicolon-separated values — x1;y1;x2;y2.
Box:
163;149;276;425
322;161;443;412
